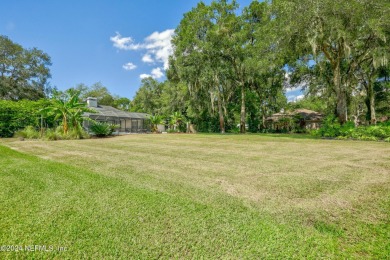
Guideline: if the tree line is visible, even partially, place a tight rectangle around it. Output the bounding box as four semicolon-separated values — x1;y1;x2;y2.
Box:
1;0;389;135
131;0;389;133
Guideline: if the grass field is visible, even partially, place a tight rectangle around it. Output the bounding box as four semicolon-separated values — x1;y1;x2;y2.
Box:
0;134;389;258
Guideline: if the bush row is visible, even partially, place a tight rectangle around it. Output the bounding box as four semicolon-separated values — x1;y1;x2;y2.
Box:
312;115;390;141
14;122;119;141
0;100;53;137
15;126;90;141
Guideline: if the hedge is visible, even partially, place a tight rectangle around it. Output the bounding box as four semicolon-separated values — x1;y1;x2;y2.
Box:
0;99;52;137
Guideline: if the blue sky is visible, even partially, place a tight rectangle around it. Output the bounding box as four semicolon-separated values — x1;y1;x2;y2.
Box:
1;0;255;99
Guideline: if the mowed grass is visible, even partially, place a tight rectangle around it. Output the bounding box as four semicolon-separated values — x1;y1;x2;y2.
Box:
0;134;389;258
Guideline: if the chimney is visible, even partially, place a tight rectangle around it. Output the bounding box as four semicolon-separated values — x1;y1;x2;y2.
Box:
87;97;98;108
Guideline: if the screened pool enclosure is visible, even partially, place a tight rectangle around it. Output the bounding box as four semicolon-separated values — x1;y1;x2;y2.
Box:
83;98;151;133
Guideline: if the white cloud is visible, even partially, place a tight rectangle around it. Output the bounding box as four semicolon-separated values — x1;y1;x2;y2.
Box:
287;94;305;103
285;86;301;93
122;62;137;71
142;54;154;63
144;29;174;69
140;74;151;79
110;29;174;71
110;32;141;50
151;67;164;79
139;67;164;80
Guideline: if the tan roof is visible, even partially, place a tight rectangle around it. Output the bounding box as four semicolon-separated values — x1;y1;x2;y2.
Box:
267;109;323;121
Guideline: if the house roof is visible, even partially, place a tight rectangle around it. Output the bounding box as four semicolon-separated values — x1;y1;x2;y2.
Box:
294;109;323;120
267;109;323;121
84;105;150;120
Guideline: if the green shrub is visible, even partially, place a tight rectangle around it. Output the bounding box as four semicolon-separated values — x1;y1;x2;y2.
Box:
346;125;390;140
336;136;349;140
228;126;240;134
317;115;390;141
67;127;90;139
378;121;390;127
167;129;180;133
90;122;113;137
14;130;27;139
14;126;40;139
339;121;355;136
365;126;389;139
358;135;378;141
318;115;341;137
0;99;53;137
309;129;320;137
44;129;62;141
15;125;90;141
109;124;120;135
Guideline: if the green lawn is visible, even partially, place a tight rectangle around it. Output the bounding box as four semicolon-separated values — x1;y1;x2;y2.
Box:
0;134;389;258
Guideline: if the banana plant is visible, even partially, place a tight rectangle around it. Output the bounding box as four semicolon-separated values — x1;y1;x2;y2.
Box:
41;90;95;134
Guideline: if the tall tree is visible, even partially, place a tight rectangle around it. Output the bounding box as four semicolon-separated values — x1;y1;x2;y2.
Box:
243;1;287;130
274;0;389;124
0;35;51;100
77;82;115;106
131;77;163;114
171;2;224;132
170;1;243;133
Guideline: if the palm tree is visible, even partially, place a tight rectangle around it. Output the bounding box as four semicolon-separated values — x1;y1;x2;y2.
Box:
41;90;94;134
168;117;176;130
170;112;183;131
149;115;164;133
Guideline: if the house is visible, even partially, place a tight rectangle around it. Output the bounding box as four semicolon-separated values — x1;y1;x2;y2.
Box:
83;97;151;133
266;109;324;131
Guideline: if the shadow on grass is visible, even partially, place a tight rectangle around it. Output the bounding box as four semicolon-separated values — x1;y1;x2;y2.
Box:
196;132;320;140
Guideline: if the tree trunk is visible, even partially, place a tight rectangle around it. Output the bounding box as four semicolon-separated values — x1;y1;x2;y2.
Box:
240;83;246;133
217;91;225;134
368;82;376;125
333;62;348;124
262;109;266;129
259;103;266;130
63;114;68;134
214;74;225;134
336;90;348;124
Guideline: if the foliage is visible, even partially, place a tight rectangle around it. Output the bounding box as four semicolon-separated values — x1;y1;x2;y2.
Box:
43;128;62;141
65;126;90;140
149;115;164;133
113;97;131;111
168;0;287;133
14;125;89;140
69;82;132;110
314;115;390;141
0;35;52;100
41;90;94;134
89;122;115;137
73;82;115;106
14;126;40;139
315;115;341;138
287;95;330;115
131;78;163;114
347;125;390;141
160;0;388;131
170;112;183;131
275;0;390;124
0;99;53;137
